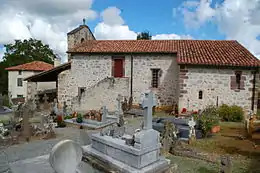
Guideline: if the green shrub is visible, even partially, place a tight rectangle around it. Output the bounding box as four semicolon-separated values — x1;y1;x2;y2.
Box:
217;104;231;121
229;105;244;122
218;104;244;122
194;105;220;137
64;115;72;120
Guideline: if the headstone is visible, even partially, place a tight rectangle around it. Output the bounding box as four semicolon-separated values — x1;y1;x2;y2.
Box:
22;101;31;141
35;94;40;110
161;121;174;153
43;94;49;110
49;140;83;173
53;99;58;115
112;126;125;138
101;106;108;122
188;117;196;143
139;91;157;130
63;101;68;116
116;94;123;116
80;130;92;145
220;155;232;173
134;91;160;150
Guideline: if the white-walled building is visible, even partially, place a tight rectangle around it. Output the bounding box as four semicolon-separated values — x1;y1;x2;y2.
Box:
5;61;56;99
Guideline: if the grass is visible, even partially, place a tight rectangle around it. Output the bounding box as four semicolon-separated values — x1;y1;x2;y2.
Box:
0;114;11;124
166;155;219;173
150;112;260;172
185;121;260;173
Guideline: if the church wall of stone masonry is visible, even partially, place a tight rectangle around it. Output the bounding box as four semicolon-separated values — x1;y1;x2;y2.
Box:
178;66;258;113
57;54;179;111
131;55;179;108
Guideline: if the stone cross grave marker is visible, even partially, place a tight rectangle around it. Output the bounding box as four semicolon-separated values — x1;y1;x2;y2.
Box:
188;117;196;141
63;101;68;116
116;94;123;116
140;91;157;130
43;94;49;110
53;98;58;115
22;100;32;141
101;106;108;122
35;94;40;110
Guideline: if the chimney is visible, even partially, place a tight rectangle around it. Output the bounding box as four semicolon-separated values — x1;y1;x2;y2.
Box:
54;57;61;67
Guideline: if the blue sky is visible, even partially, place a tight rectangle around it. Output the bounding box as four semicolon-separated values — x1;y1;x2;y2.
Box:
0;0;259;61
88;0;225;40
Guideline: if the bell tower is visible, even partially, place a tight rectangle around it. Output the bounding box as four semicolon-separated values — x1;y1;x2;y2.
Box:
67;19;95;61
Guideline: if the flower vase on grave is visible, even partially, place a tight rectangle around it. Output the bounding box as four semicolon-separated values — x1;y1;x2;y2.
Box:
97;113;102;122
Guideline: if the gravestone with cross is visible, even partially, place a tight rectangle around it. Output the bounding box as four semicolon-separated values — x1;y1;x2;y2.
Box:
139;91;157;130
43;94;49;110
35;94;40;110
101;106;108;122
188;117;196;143
116;94;124;116
134;91;160;149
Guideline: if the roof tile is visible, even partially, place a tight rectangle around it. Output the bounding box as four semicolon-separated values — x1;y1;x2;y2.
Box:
5;61;53;71
68;40;260;67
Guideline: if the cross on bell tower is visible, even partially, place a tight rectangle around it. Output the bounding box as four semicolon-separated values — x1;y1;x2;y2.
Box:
83;18;86;25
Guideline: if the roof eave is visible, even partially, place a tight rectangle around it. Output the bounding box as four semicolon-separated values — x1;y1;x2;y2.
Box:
67;51;177;55
177;62;260;69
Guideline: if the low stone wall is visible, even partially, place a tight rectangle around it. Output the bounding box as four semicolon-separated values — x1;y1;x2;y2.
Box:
73;77;130;112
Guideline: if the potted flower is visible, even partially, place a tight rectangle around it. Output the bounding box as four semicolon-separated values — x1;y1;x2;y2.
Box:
76;114;83;123
195;105;220;137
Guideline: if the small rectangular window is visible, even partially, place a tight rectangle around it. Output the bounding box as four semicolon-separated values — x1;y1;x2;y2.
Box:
17;95;23;98
151;69;160;88
17;78;23;87
198;91;203;99
18;71;22;75
78;87;86;101
235;72;242;89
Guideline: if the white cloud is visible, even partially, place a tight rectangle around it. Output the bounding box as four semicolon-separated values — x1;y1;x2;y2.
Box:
0;47;6;61
94;7;193;41
152;34;193;40
0;3;193;63
0;0;96;63
178;0;260;58
94;7;137;40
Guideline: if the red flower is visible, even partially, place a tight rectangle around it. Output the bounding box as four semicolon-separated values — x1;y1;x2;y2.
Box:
181;108;187;113
57;115;63;122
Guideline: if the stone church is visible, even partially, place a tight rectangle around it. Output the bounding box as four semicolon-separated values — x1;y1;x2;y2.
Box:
25;24;260;114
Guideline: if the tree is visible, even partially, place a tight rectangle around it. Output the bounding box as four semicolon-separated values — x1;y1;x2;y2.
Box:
0;38;56;94
137;31;152;40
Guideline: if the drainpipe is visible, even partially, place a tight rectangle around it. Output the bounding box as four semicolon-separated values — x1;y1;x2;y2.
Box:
128;55;133;110
251;70;256;111
130;55;133;97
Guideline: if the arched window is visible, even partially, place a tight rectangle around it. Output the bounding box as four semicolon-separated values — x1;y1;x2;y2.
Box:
198;90;203;99
81;38;84;43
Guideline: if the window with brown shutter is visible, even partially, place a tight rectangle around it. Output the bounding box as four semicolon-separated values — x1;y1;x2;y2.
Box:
236;73;241;89
112;56;125;78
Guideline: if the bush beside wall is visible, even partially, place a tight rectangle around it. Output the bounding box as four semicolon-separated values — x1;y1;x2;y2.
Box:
218;104;244;122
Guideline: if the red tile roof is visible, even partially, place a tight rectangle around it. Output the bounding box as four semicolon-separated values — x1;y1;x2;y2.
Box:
68;40;260;67
69;40;178;53
5;61;54;71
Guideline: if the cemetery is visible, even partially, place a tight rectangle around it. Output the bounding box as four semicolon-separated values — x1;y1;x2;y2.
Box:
1;90;260;172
